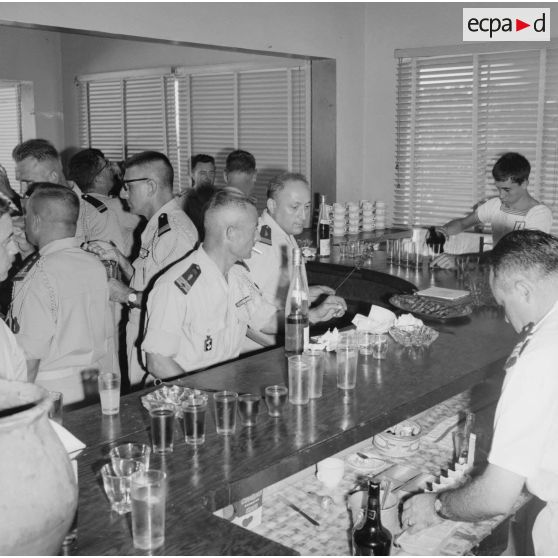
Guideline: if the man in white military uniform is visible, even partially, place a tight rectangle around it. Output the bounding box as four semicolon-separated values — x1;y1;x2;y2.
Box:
8;184;112;403
402;230;558;555
68;148;141;257
246;172;347;348
86;151;198;386
142;190;275;379
222;150;257;198
12;139;111;247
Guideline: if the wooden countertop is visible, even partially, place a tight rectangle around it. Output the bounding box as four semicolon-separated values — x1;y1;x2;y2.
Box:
64;256;517;556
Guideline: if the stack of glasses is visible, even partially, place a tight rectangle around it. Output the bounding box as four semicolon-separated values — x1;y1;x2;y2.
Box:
375;201;386;230
330;200;387;236
361;201;374;231
332;203;346;236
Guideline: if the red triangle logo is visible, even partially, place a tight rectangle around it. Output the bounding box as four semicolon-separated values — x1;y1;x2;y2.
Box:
516;19;530;31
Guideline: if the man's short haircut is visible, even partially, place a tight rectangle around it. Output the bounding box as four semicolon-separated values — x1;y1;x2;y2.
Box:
12;139;59;163
67;148;106;192
490;230;558;284
492;152;530;185
267;172;309;200
28;183;80;226
191;154;215;170
204;189;256;230
225;150;256;174
124;151;174;189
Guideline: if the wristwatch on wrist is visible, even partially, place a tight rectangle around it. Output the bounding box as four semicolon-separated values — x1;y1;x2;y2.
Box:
434;493;451;520
127;291;138;308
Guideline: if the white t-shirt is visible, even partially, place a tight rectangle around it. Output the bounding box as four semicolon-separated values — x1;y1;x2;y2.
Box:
0;319;27;382
488;300;558;555
476;197;552;245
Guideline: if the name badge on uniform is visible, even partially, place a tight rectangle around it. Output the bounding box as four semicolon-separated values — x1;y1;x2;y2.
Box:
174;263;201;295
259;225;272;246
204;335;213;351
139;247;149;259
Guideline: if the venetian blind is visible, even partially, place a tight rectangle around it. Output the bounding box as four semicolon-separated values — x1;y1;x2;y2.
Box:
77;63;310;206
394;44;558;234
0;83;22;185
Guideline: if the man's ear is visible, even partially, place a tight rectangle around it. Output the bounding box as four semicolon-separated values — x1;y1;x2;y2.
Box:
252;170;258;184
225;224;236;242
267;197;276;215
223;171;229;185
146;178;158;197
514;278;531;302
50;170;61;185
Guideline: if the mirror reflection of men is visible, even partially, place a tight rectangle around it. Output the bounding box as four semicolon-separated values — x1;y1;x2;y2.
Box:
246;172;347;348
9;184;112;403
223;150;257;198
12;139;109;246
184;154;218;241
403;230;558;555
143;190;275;379
433;153;552;268
85;151;198;387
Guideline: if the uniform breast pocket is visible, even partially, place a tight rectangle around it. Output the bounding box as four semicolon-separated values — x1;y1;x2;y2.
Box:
185;316;227;354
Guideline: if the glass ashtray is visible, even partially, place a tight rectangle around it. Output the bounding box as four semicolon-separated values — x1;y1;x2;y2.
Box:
141;385;203;418
388;325;439;348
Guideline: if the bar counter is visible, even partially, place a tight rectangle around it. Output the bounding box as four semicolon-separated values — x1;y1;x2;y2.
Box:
64;251;518;555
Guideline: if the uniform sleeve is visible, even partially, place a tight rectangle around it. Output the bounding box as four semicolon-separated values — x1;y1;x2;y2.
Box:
526;205;553;233
488;341;558;478
476;197;499;225
142;280;187;357
14;273;56;360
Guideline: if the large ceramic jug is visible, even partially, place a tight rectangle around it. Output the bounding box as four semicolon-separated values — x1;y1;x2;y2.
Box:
0;379;78;555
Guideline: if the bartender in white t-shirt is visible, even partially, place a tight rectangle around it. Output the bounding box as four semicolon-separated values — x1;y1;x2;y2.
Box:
432;152;552;268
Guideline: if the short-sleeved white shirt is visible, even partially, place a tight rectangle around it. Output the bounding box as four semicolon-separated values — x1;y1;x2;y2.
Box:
142;246;273;374
0;320;26;382
10;237;112;402
72;184;116;246
476;197;552;245
488;300;558;554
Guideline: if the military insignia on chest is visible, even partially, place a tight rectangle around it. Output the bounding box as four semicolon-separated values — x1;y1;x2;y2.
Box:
139;247;149;259
174;263;201;294
204;335;213;351
259;225;272;246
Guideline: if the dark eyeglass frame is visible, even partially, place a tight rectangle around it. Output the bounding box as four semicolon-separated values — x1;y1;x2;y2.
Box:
121;177;151;191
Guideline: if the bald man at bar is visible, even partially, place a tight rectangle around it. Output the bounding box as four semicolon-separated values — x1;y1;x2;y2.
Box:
8;184;112;403
142;190;275;380
402;230;558;555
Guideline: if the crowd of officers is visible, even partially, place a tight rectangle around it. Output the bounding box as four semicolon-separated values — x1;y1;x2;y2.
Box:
0;139;346;403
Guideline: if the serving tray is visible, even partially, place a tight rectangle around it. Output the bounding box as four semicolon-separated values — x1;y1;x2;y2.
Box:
389;293;473;322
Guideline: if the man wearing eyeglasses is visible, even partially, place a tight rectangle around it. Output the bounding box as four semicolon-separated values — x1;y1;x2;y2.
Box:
86;151;198;387
12;139;109;247
68;148;140;256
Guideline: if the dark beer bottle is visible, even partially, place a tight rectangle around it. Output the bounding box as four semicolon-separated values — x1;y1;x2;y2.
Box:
425;226;445;255
352;479;392;556
316;194;331;257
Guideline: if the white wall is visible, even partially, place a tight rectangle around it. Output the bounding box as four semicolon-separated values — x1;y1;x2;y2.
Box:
0;25;64;148
0;2;366;202
60;33;302;150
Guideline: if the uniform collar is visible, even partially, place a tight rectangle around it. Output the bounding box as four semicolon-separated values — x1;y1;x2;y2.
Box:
71;183;84;197
39;237;80;256
145;198;179;230
260;210;297;247
196;246;230;287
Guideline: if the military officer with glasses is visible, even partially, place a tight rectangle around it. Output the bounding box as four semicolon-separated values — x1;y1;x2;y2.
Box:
68;148;139;256
85;151;198;387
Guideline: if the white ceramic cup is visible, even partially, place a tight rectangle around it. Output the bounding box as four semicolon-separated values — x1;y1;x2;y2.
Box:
316;457;345;489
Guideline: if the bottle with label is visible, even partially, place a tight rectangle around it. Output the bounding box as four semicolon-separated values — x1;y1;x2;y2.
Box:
284;248;310;356
317;194;331;257
352;479;392;556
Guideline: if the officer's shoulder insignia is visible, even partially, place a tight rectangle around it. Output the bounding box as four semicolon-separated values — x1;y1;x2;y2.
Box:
82;194;108;213
174;263;201;295
158;213;171;237
13;252;40;281
259;224;272;246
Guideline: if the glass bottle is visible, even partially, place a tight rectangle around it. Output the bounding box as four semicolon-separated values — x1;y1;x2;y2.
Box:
425;226;445;256
317;194;331;257
352;479;392;556
285;248;310;356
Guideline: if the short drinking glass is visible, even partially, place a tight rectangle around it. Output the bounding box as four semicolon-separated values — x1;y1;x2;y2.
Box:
264;385;288;418
182;393;208;445
98;372;120;415
213;391;238;435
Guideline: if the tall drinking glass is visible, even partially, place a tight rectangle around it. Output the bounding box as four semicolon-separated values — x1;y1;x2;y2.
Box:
337;332;358;389
213;391;238;435
288;355;310;405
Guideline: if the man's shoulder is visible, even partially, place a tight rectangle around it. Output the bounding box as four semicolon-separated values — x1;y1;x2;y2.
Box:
42;244;104;273
159;205;198;241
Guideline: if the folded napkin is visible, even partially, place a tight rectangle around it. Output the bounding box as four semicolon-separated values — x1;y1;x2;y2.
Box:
352;305;396;333
394;313;424;328
49;419;86;459
313;327;340;351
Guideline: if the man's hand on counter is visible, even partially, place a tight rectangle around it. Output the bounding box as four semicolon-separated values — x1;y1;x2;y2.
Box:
401;492;442;534
309;285;335;303
309;295;347;324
